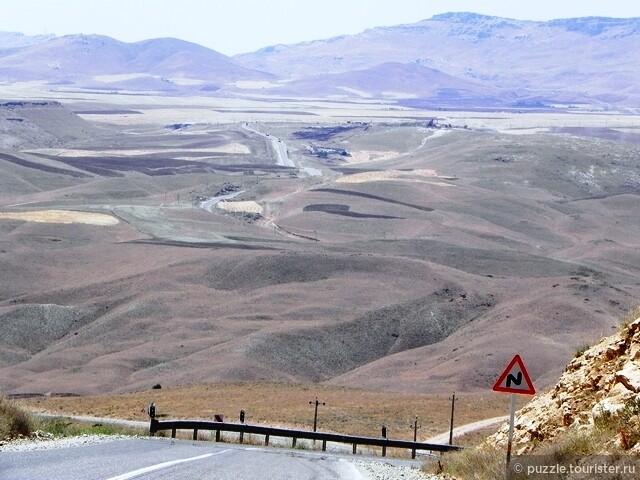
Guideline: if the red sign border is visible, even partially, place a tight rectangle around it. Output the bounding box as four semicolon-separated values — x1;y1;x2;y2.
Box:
492;354;536;395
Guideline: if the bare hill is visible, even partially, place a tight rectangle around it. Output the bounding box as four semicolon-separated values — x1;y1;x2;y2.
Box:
0;35;272;90
235;13;640;106
252;62;503;105
1;116;640;396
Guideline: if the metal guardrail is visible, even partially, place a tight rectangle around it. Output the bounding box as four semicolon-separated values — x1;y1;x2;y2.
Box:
149;419;461;457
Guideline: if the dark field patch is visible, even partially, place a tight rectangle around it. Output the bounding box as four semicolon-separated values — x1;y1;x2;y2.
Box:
27;154;292;177
215;109;317;116
0;153;89;178
313;188;433;212
303;203;402;219
74;110;143;115
293;125;363;140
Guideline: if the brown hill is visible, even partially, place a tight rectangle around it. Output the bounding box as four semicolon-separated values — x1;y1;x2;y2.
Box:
1;119;640;396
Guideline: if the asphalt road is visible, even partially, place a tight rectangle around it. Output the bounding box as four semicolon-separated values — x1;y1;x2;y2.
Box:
199;189;245;213
2;437;376;480
241;123;295;168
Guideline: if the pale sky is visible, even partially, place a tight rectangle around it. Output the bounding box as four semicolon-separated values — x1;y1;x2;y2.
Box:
1;0;639;56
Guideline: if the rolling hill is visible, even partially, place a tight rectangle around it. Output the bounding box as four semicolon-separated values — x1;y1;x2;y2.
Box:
235;13;640;107
0;34;273;91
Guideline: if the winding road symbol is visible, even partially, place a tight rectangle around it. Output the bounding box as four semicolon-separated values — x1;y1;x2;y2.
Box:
492;354;536;395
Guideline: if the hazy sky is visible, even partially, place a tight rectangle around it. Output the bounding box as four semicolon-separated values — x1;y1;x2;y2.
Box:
1;0;639;56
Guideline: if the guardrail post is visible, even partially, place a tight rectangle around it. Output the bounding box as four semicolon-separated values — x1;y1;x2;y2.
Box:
265;434;270;446
382;426;387;457
352;443;357;455
240;432;244;444
215;430;221;442
149;418;158;437
322;440;327;451
171;428;176;439
292;438;297;448
193;429;198;440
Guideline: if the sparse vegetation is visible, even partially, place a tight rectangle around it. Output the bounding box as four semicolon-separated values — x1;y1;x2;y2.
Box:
37;417;145;438
18;383;510;441
0;395;33;440
424;445;505;480
574;343;590;358
620;306;640;330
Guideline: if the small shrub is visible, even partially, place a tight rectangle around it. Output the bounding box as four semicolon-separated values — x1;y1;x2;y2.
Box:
0;396;33;440
152;384;162;390
620;306;640;330
574;344;590;358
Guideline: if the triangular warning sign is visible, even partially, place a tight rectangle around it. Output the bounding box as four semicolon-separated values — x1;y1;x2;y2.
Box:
492;354;536;395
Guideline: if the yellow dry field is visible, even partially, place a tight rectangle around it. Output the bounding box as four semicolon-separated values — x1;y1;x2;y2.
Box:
19;383;514;442
346;150;399;164
0;210;119;226
217;201;263;214
27;143;250;157
336;169;453;186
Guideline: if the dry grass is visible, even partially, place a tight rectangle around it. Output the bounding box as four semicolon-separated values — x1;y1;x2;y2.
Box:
0;395;33;440
429;396;640;479
425;444;506;480
18;382;510;441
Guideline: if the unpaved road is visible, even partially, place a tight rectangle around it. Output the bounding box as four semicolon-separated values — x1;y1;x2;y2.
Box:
426;416;508;444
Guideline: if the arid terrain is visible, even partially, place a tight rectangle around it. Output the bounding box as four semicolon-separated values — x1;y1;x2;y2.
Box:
1;92;639;401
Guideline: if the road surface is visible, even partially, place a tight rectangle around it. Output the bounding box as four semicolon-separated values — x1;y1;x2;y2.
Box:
426;416;508;444
241;123;295;168
199;190;245;213
2;437;428;480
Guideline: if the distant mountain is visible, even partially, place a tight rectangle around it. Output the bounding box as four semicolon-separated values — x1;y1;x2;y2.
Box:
252;61;505;106
0;34;273;91
235;13;640;107
0;32;55;49
1;13;638;107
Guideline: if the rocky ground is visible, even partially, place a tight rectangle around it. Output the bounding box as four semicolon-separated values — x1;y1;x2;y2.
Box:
488;313;640;454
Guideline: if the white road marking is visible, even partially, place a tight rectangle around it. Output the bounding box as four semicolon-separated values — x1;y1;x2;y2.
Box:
104;450;229;480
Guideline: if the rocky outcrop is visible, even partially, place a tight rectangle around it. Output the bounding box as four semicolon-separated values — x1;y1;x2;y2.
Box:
488;315;640;454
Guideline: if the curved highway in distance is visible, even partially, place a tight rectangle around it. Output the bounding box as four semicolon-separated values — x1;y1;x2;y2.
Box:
2;437;409;480
241;123;295;168
199;189;245;213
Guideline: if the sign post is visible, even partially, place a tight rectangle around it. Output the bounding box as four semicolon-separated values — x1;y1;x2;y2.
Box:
492;355;536;467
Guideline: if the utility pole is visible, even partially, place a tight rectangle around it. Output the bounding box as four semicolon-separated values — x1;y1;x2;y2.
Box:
449;392;457;445
309;397;325;432
411;416;422;459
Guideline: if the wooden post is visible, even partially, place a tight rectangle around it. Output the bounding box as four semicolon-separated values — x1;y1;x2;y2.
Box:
265;434;270;446
215;430;221;442
193;429;198;440
171;428;176;438
239;432;244;444
292;438;297;448
322;440;327;451
382;444;386;457
352;443;357;454
449;392;457;445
